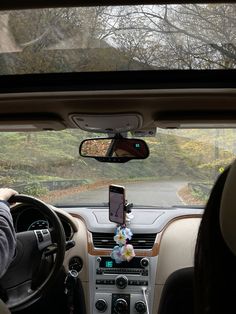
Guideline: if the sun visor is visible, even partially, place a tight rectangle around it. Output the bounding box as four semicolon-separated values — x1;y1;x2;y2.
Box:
156;113;236;129
0;116;66;131
220;159;236;255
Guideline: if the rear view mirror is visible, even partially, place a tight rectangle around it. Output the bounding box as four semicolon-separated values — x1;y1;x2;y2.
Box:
79;138;149;162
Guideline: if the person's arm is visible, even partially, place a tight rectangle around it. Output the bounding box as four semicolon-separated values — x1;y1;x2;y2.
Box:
0;189;17;278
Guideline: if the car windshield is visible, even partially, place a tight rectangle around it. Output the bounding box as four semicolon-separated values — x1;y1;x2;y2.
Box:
0;4;236;74
1;128;234;207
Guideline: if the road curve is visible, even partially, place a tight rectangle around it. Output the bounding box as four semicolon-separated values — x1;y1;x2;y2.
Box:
56;181;186;207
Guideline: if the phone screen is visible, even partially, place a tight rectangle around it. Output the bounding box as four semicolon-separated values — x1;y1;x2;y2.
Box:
109;185;125;224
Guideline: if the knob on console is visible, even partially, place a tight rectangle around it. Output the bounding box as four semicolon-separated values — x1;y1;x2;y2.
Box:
115;275;128;289
135;301;147;314
140;258;149;268
96;256;102;263
95;299;107;312
114;298;128;314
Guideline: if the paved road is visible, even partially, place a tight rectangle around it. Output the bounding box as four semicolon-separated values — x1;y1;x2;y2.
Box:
56;181;186;207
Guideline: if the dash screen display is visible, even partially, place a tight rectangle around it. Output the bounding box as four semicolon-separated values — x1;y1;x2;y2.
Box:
105;260;114;268
100;257;142;269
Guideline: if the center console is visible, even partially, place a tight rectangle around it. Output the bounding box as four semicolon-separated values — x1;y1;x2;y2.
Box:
69;206;203;314
89;254;157;314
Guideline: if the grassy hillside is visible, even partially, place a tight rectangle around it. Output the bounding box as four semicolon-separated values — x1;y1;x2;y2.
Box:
0;129;234;196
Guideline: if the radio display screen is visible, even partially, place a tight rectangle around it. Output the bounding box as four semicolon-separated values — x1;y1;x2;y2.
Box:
100;257;142;269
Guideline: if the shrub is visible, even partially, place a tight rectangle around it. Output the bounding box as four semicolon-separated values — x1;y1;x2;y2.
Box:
21;182;48;197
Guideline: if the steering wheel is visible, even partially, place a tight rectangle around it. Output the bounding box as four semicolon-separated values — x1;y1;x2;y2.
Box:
0;194;66;312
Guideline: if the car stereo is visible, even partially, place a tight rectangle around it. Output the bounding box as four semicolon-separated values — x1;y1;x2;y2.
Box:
92;255;151;314
96;257;149;277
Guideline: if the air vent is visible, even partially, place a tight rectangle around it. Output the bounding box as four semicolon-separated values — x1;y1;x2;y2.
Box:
92;233;156;249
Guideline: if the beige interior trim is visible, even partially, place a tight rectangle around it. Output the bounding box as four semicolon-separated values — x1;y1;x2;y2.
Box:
0;89;235;130
153;217;201;313
156;217;201;285
63;218;88;277
72;213;201;258
52;206;78;232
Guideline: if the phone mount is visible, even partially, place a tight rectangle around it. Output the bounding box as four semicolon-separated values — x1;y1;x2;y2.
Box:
124;201;133;213
124;201;134;225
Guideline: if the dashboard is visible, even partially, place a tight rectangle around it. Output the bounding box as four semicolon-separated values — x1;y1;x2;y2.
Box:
10;203;203;314
67;206;202;314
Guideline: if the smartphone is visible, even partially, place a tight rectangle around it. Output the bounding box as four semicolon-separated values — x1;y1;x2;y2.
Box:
109;185;125;224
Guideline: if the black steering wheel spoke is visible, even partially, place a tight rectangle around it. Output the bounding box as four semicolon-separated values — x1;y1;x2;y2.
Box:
0;194;66;311
43;243;58;257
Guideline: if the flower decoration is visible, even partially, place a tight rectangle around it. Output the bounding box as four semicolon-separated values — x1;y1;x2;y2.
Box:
121;244;135;262
124;227;133;240
110;245;124;264
114;228;127;246
111;225;135;263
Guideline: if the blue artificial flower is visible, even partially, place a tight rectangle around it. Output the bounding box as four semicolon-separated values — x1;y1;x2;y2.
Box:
124;227;133;240
110;245;124;263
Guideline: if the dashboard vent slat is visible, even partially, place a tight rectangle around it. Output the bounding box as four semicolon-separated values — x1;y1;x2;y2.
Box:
92;233;156;249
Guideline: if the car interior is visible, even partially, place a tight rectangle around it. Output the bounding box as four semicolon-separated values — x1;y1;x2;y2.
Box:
0;0;236;313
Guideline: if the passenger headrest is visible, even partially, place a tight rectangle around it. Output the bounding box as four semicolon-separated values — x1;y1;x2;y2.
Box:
220;160;236;255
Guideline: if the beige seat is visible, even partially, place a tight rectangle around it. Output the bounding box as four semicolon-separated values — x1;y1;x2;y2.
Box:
0;299;10;314
220;160;236;255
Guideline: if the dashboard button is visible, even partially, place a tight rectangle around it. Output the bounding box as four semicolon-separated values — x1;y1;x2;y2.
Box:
115;275;128;289
95;299;107;312
142;270;148;276
113;298;128;314
135;301;147;314
96;257;102;263
140;258;149;268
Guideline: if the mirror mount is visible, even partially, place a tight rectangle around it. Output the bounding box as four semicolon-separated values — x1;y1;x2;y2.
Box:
94;156;131;163
98;133;130;163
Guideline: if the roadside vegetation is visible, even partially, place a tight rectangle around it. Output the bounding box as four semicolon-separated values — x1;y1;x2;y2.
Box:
0;128;234;204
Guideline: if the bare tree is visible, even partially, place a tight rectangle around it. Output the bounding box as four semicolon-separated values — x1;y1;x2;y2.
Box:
1;4;236;74
106;4;236;69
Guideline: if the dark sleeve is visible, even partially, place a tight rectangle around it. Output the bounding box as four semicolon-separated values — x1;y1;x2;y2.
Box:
0;201;16;278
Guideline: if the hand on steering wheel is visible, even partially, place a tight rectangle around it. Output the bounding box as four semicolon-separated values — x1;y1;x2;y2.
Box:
0;194;66;312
